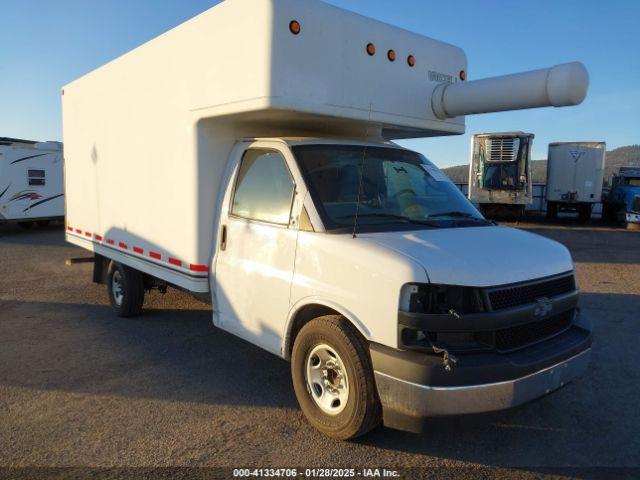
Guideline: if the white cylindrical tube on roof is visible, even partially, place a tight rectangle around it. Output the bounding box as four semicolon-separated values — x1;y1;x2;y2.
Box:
431;62;589;119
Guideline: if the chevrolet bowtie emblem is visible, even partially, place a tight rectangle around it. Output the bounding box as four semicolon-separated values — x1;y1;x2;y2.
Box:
534;297;553;317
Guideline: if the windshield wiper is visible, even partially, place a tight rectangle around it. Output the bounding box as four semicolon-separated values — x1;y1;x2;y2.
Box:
336;213;442;227
428;211;493;224
428;211;475;218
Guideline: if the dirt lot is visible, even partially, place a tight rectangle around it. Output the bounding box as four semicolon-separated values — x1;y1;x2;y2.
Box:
1;220;639;479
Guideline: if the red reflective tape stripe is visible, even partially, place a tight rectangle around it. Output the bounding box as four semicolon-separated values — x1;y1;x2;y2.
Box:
75;229;82;234
149;251;161;260
168;257;181;267
106;239;114;245
119;242;128;249
189;264;209;272
67;226;72;231
133;246;143;254
84;231;91;237
94;234;103;241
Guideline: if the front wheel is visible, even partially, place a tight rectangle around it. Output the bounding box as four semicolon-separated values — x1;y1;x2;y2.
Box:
107;262;145;317
291;315;381;439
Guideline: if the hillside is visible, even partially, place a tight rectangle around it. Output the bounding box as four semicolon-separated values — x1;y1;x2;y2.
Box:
442;145;640;184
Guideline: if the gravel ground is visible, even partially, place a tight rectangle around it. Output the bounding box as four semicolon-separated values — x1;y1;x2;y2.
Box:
1;220;639;479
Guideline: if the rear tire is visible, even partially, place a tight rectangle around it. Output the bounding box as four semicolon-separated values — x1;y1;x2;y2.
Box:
578;204;592;223
107;262;145;317
546;202;558;220
291;315;381;440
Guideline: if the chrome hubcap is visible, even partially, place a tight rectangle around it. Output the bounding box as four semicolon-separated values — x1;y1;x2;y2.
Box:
111;270;124;306
305;344;349;415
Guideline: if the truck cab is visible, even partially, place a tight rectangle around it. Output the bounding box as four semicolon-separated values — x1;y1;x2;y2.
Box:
602;167;640;227
212;137;591;434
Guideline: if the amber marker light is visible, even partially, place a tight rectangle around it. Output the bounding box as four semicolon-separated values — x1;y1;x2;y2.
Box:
460;70;466;81
366;43;376;56
289;20;301;35
407;55;415;67
387;49;396;62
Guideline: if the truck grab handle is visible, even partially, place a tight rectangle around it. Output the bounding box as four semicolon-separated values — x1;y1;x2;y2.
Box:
431;62;589;120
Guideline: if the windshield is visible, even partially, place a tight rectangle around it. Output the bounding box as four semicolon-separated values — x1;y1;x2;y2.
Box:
293;145;489;232
625;177;640;187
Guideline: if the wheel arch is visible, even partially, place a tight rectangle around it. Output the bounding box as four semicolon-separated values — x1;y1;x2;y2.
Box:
282;298;371;361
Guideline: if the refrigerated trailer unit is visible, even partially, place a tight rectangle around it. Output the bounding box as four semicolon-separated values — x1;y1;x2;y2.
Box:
546;142;605;221
0;137;64;227
468;132;534;218
63;0;593;438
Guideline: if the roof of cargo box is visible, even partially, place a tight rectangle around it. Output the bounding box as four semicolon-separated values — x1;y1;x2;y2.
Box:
62;0;469;140
473;132;533;138
548;142;605;147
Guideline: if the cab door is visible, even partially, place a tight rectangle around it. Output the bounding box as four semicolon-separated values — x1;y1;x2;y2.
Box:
214;141;305;355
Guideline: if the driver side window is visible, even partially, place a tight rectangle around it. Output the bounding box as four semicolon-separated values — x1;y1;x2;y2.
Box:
231;149;295;225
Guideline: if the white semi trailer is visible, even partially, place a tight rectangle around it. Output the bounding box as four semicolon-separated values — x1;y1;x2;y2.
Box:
63;0;592;438
0;137;64;227
546;142;606;221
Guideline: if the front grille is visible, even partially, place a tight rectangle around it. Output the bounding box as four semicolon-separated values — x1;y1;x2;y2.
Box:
475;310;574;352
488;274;575;311
632;195;640;213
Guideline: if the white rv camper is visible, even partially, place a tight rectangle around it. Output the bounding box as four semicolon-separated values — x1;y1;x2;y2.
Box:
63;0;592;438
468;132;534;217
0;137;64;227
546;142;606;221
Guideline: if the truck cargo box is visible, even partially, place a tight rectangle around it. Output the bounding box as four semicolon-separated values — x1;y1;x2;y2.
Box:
62;0;467;292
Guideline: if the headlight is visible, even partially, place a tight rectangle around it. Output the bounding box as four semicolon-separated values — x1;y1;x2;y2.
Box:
400;283;486;315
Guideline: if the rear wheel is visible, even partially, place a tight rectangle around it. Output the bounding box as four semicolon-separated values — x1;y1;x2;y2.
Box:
291;315;381;440
546;202;558;220
107;262;145;317
578;204;592;222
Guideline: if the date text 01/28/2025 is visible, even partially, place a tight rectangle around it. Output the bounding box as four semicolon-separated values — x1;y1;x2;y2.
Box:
232;468;401;478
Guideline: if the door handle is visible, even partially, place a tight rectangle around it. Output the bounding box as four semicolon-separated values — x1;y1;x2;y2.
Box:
220;224;227;251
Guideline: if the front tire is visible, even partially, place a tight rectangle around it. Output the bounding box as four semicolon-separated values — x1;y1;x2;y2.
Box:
291;315;381;440
107;262;145;317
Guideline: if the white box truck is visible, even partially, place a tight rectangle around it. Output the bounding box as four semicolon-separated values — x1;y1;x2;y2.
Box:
546;142;606;221
468;132;534;218
63;0;593;438
0;137;64;228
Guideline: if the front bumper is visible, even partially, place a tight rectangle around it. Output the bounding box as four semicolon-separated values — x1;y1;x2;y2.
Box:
375;347;589;414
371;314;592;432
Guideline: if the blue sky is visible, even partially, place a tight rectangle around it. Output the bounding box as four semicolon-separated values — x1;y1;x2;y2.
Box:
0;0;638;168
